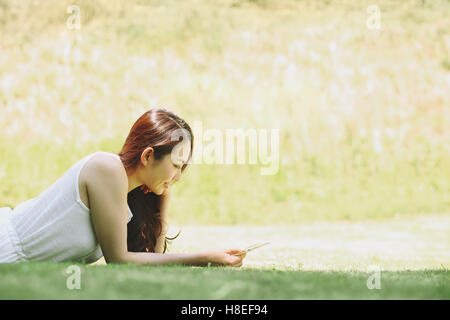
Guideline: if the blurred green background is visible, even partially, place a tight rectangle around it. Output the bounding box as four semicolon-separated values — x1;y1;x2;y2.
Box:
1;0;449;225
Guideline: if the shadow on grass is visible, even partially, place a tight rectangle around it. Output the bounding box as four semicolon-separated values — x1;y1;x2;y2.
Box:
0;262;448;299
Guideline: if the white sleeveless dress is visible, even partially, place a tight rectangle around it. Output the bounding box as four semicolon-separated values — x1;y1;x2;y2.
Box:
0;151;133;264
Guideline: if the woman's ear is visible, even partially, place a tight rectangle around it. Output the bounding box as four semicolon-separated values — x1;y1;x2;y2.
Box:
141;147;154;165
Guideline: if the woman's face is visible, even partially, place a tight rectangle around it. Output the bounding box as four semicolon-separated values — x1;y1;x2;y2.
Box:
140;142;190;195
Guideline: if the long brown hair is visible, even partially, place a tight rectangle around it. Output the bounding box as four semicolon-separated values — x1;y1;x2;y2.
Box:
118;108;193;253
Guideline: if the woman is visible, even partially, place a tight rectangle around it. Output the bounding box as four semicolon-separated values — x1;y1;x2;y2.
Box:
0;108;246;267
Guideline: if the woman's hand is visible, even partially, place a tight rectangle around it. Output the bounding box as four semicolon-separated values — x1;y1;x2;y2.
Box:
201;248;247;267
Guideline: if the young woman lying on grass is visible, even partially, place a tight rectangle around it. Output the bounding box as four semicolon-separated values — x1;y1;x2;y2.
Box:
0;108;246;267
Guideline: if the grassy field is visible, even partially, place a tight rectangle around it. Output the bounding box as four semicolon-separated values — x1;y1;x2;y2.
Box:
1;214;448;299
0;0;449;300
0;0;449;225
1;263;448;300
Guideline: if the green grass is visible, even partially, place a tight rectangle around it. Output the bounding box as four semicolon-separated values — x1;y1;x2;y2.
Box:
0;0;449;224
0;262;448;299
1;215;449;299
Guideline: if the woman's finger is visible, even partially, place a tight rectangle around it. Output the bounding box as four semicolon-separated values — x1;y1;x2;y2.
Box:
227;249;245;255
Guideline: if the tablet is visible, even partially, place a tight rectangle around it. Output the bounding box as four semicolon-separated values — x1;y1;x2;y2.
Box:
233;241;270;256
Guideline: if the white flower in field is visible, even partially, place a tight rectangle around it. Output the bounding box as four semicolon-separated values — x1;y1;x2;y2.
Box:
246;74;256;85
365;78;376;93
191;51;205;65
337;66;354;78
163;52;182;72
372;129;383;153
328;41;337;54
285;63;297;76
303;26;321;37
252;103;262;113
0;74;18;91
62;41;72;63
240;30;257;47
73;48;84;64
288;40;307;57
54;137;64;147
309;50;321;63
131;56;156;73
274;54;287;66
385;128;396;139
444;36;450;51
149;96;160;107
311;263;327;270
359;128;367;138
326;113;339;128
59;108;72;128
15;100;27;114
329;82;340;97
90;47;101;64
199;75;211;90
5;122;19;136
414;41;422;51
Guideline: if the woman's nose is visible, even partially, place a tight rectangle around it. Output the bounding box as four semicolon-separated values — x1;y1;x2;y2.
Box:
173;171;181;182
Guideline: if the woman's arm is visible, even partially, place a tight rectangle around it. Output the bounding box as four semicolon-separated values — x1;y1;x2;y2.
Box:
123;251;206;266
125;248;246;267
85;156;245;266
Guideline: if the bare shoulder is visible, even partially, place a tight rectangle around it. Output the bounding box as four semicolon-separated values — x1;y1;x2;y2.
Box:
84;152;127;185
79;153;128;209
